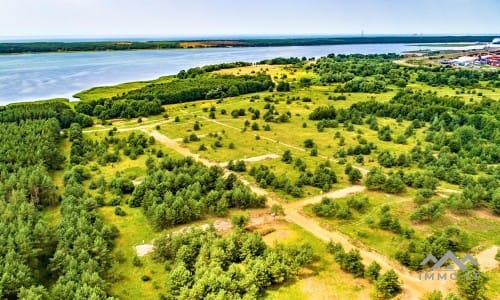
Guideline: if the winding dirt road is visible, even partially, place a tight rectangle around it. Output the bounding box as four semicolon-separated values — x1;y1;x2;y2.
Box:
83;119;174;133
83;117;455;299
139;128;454;299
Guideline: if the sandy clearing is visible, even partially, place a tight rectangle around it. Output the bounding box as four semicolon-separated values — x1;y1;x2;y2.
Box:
219;153;280;167
475;245;499;272
135;244;154;257
132;177;144;186
473;209;499;221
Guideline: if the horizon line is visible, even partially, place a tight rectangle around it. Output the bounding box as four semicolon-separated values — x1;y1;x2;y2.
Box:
1;33;499;39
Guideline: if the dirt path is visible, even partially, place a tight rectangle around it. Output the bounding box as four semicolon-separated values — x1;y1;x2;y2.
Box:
476;245;499;272
143;129;452;299
200;116;307;152
83;119;173;133
286;185;366;209
146;130;218;167
199;116;370;175
219;154;280;167
437;188;460;194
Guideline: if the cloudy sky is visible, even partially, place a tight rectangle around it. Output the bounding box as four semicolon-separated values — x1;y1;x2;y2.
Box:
1;0;499;38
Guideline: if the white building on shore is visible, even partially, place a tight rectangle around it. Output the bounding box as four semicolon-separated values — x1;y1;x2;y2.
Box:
486;38;500;52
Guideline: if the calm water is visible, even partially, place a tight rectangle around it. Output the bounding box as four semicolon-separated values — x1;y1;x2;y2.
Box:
0;43;483;104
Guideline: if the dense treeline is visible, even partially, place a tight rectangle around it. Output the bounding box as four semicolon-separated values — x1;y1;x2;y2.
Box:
0;195;56;299
119;74;273;104
0;40;179;53
415;67;499;88
0;100;92;128
75;98;163;120
2;36;495;54
351;89;498;127
130;156;266;230
177;62;252;78
76;74;274;120
237;36;495;47
335;78;387;93
313;54;404;86
313;53;498;89
0;113;66;297
154;226;313;299
0;119;63;206
257;57;304;65
0;115;117;298
0;119;63;171
49;166;119;299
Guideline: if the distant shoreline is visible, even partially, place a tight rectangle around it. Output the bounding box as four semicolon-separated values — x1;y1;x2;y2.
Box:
0;35;496;55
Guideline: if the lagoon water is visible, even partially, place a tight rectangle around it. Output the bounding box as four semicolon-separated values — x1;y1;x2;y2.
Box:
0;43;483;104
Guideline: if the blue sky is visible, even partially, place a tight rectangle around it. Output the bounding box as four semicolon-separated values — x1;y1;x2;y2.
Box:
1;0;499;38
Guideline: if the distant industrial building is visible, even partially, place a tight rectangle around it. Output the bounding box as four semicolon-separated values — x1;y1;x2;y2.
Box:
486;38;500;53
487;38;500;48
440;54;499;68
439;38;500;68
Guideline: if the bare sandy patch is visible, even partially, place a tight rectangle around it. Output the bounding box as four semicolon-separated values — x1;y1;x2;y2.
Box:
475;245;499;272
135;244;154;257
474;209;499;221
219;153;280;167
132;177;144;186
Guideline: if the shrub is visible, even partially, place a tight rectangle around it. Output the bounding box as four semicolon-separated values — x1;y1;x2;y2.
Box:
114;206;127;216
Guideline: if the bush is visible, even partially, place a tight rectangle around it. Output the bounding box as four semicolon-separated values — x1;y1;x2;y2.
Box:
328;242;364;278
366;261;381;282
304;139;315;148
457;264;486;300
231;214;250;228
133;255;143;267
270;204;285;216
114;206;127;216
108;196;122;206
282;150;293;164
348;168;363;184
375;269;402;299
366;167;387;190
382;174;406;194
